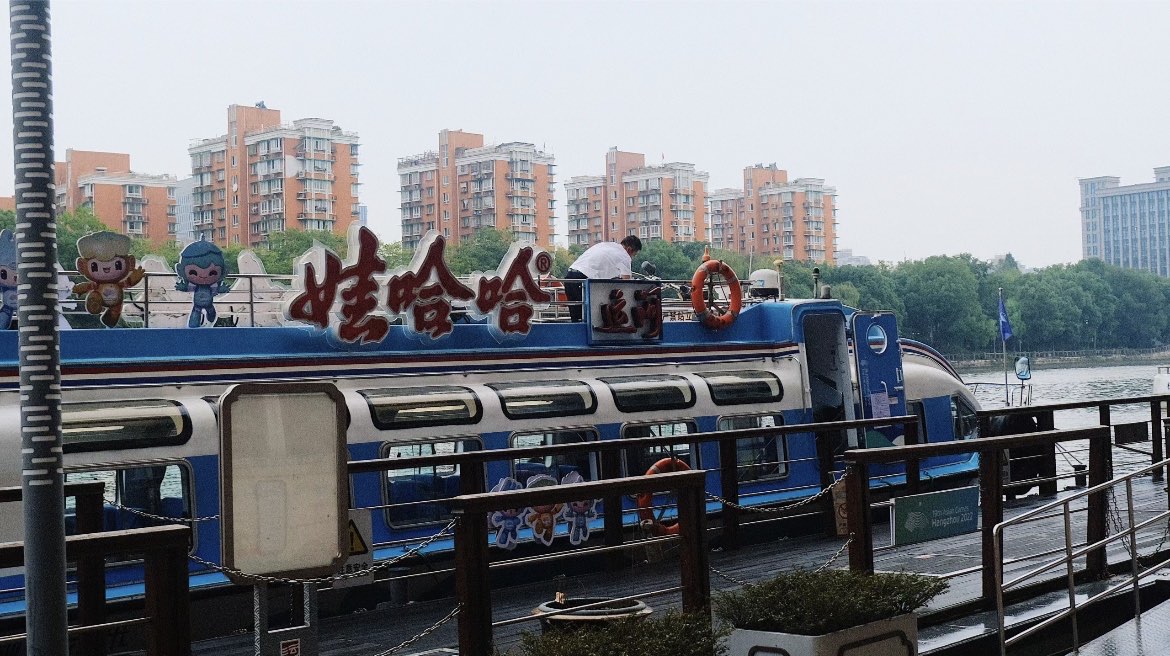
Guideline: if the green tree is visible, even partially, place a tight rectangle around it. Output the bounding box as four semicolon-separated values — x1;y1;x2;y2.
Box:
894;256;991;351
255;229;348;275
634;239;694;281
447;228;513;275
0;210;14;232
57;208;109;270
379;241;414;270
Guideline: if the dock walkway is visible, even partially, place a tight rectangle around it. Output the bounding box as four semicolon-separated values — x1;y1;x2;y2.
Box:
187;473;1170;656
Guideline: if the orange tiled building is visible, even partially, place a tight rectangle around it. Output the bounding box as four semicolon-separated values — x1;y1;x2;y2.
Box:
398;129;557;249
709;164;837;264
54;149;179;245
566;147;707;248
188;103;361;247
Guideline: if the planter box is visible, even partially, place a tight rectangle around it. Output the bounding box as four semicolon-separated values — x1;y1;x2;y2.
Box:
723;613;917;656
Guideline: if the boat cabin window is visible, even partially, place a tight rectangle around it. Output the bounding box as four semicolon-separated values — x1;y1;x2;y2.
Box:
510;430;597;484
381;438;481;527
718;414;789;481
622;421;699;475
61;400;191;454
361;385;482;430
64;462;194;549
952;396;978;440
906;400;927;443
490;380;597;420
697;371;783;406
600;375;696;413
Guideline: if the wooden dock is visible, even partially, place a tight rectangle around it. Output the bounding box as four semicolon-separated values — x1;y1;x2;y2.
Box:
185;472;1170;656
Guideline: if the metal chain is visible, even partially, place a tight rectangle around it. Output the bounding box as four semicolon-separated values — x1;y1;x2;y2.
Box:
706;471;848;514
102;496;219;523
1106;488;1170;565
370;604;461;656
815;533;853;572
187;519;457;585
709;565;750;587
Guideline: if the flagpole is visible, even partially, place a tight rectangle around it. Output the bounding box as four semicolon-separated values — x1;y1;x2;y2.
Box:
1000;287;1009;406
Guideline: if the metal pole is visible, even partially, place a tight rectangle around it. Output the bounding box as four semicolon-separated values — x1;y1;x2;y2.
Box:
10;1;68;653
1000;288;1009;407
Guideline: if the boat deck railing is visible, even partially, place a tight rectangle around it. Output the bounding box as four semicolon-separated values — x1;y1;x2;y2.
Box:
993;456;1170;655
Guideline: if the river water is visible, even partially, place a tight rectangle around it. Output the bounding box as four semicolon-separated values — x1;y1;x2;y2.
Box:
959;362;1168;476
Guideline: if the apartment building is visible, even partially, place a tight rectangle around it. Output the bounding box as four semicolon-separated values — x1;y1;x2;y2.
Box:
1080;168;1170;276
709;164;837;264
188;103;361;248
567;148;708;249
398;129;556;250
53;149;179;245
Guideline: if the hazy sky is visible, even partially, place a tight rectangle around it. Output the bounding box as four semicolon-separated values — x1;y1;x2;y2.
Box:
3;0;1167;268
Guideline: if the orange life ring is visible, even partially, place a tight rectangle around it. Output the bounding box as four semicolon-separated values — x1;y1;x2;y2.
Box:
635;457;691;536
690;260;742;330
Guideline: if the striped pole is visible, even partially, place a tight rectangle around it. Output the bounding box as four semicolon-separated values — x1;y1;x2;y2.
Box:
10;1;68;654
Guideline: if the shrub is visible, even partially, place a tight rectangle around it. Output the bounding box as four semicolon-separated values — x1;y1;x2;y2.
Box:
500;610;728;656
712;569;947;636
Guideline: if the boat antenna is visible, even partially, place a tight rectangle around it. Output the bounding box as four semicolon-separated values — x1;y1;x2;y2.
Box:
775;259;784;301
812;267;820;299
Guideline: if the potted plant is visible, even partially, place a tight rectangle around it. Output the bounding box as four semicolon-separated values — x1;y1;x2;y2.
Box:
500;610;729;656
713;569;947;656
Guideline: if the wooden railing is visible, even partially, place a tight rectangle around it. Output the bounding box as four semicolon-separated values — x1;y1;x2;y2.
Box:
843;426;1113;610
0;484;191;656
446;470;708;656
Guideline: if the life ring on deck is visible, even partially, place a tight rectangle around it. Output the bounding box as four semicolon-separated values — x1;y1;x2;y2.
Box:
635;457;691;536
690;260;742;330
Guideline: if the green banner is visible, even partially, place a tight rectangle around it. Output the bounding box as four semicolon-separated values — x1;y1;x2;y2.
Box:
893;486;979;546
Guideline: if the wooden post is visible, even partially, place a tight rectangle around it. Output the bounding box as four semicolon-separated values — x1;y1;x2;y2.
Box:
1151;401;1164;483
1034;412;1058;496
677;480;710;616
845;460;873;573
815;430;838;536
718;437;741;551
601;448;625;570
980;448;1004;608
904;421;920;495
1085;432;1110;580
144;529;191;656
74;483;106;656
453;509;492;656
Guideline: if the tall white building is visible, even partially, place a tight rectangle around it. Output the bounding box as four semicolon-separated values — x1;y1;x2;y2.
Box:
1080;167;1170;275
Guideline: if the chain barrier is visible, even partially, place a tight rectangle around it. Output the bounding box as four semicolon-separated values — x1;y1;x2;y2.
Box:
709;532;852;589
1106;487;1170;565
705;471;848;514
814;533;853;572
102;496;219;523
370;604;461;656
187;519;457;585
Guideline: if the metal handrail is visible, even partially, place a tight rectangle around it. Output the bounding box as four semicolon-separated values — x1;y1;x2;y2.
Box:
994;457;1170;655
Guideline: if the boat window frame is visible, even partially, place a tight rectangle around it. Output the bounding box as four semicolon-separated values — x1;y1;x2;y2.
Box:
359;385;483;431
378;435;484;529
508;427;600;484
63;458;197;556
619;419;700;476
696;370;784;406
716;412;790;482
599;374;697;413
951;395;978;440
489;380;598;421
61;399;192;454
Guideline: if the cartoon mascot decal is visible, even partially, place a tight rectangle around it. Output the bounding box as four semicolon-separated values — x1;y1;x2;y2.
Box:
175;239;229;327
72;231;144;328
0;230;16;329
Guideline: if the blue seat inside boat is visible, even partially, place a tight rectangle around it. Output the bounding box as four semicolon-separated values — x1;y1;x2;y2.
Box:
440;474;461;496
159;497;185;520
515;461;546;484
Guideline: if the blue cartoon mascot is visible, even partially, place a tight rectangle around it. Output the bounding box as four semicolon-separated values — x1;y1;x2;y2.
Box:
175;239;230;328
0;230;16;328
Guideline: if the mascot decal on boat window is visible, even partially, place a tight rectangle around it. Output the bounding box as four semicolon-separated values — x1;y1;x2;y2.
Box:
0;230;16;329
284;226;552;343
73;231;145;328
175;239;230;328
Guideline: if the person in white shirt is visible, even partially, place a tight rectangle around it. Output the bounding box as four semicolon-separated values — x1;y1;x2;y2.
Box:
564;235;642;322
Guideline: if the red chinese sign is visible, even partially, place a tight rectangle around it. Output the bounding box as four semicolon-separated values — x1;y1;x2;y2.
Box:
285;227;553;343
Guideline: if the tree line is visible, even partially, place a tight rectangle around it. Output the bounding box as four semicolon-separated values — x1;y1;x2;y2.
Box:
4;210;1165;355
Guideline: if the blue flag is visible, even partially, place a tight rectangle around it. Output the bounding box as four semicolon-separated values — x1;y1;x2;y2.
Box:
998;297;1013;342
